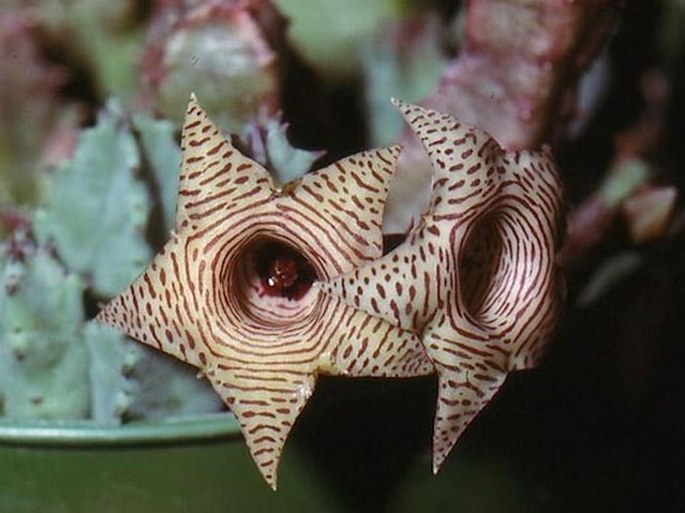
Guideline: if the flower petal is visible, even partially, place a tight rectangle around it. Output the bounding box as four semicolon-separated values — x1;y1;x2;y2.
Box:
293;145;401;265
176;94;274;232
209;369;316;490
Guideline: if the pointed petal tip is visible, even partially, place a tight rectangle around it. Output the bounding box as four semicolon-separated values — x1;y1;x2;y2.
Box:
93;303;114;327
391;97;418;112
243;446;280;489
185;93;207;119
392;100;439;130
247;437;283;491
186;93;199;114
391;97;414;115
93;309;107;324
431;446;449;475
215;375;315;492
264;472;278;491
93;311;129;341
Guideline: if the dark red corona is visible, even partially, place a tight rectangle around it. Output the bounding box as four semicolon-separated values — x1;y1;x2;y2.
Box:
257;242;315;300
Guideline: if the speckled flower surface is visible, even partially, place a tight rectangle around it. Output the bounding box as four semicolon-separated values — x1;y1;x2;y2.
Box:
321;100;564;473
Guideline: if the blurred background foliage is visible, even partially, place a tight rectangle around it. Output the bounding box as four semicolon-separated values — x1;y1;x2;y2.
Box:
1;0;685;511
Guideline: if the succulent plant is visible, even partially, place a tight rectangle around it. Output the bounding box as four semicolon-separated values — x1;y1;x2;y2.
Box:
1;1;684;509
33;99;152;298
86;322;223;424
241;114;325;185
621;185;677;244
383;0;621;233
421;0;621;151
0;232;90;420
140;0;282;133
0;95;225;424
273;0;405;80
18;0;144;102
84;321;140;423
1;0;324;429
361;14;448;146
0;9;67;206
132;114;182;231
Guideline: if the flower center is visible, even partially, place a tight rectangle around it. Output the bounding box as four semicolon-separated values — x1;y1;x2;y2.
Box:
255;242;315;300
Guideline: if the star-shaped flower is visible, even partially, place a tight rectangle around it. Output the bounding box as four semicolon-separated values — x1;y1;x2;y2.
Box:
97;95;433;489
320;100;564;473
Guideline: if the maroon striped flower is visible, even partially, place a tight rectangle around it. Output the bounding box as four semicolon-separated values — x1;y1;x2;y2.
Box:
96;95;433;489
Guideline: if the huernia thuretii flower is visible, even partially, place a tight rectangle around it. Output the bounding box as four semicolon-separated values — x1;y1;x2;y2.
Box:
96;95;433;489
320;100;564;473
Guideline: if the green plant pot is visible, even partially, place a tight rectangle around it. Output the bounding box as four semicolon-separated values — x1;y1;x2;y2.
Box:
0;413;335;513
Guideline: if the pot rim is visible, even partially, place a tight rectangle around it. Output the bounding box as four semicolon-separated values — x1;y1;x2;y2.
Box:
0;412;241;447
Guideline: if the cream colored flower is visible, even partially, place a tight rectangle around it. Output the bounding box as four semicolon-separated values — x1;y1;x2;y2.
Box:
97;95;432;489
321;100;564;473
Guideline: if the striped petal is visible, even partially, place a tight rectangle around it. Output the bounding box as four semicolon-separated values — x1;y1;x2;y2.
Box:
176;94;274;231
321;100;564;474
